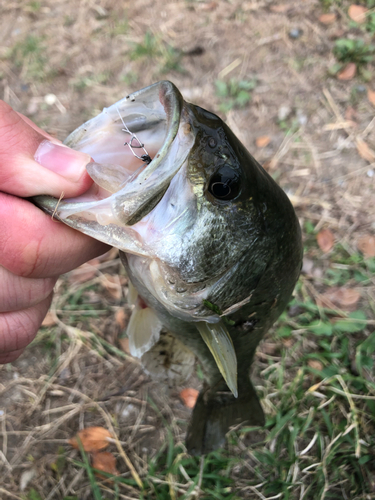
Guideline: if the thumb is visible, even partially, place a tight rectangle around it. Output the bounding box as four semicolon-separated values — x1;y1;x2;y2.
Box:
0;100;93;198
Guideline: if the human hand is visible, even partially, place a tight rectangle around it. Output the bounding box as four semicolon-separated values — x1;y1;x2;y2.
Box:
0;101;109;363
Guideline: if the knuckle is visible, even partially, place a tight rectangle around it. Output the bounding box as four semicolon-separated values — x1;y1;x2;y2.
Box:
0;311;37;352
0;349;24;364
1;270;56;312
23;279;56;309
0;296;52;354
0;196;47;278
38;278;56;301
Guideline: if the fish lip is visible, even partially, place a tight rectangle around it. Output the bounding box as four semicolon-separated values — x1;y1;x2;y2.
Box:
68;80;183;180
64;80;182;163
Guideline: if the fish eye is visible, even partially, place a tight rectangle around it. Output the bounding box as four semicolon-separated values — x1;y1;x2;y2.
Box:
210;182;231;198
207;165;241;201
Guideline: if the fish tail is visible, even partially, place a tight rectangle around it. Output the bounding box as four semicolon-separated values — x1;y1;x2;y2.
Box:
185;379;265;455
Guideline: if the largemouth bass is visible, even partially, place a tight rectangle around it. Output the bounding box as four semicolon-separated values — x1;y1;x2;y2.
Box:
34;81;303;454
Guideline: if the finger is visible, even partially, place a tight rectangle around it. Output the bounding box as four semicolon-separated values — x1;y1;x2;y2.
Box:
0;266;56;312
0;348;25;364
17;112;63;142
0;100;93;198
0;293;53;356
0;193;109;278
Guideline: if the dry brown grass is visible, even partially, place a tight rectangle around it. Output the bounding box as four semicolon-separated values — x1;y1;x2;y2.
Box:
1;0;375;498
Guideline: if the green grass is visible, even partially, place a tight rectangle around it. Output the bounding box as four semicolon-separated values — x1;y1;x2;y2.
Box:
317;0;375;79
69;445;239;499
55;361;375;499
319;0;345;12
27;1;42;12
37;280;374;498
8;34;48;82
71;72;111;91
215;79;257;113
31;223;374;499
333;39;375;66
109;19;129;36
129;32;184;74
328;38;375;80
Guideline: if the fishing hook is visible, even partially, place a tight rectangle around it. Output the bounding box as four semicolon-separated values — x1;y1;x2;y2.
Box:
116;107;152;165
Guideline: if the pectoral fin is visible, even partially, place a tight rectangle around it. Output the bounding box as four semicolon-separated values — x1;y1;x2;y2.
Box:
126;283;163;358
196;321;238;398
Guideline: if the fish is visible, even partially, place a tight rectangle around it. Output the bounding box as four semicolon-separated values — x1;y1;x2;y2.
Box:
34;81;303;455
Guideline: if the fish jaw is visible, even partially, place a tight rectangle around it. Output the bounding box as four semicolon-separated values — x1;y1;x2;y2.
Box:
34;81;194;231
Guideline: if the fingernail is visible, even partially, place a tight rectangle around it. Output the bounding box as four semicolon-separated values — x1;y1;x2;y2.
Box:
34;140;91;181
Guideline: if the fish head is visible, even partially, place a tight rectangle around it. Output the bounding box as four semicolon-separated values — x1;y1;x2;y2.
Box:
34;81;303;396
125;99;302;323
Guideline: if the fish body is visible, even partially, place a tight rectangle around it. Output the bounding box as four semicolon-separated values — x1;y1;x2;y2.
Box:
34;81;302;454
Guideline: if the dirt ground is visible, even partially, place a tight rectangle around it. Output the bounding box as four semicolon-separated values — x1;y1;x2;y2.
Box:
1;0;375;499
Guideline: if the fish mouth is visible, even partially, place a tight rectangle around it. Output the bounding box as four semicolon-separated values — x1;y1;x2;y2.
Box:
34;81;194;252
33;81;238;398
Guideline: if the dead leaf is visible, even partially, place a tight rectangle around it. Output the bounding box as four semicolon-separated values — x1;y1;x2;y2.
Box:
357;235;375;258
102;274;122;301
356;138;375;162
318;287;361;311
92;451;118;478
20;469;37;491
115;308;128;329
41;311;57;327
270;4;291;13
308;359;324;371
348;4;368;23
69;261;99;284
308;381;323;392
319;13;337;24
281;338;294;347
180;388;199;409
119;337;131;354
68;427;112;452
199;1;218;11
368;89;375;106
317;228;334;252
256;135;271;148
337;62;357;80
344;106;357;122
261;343;278;355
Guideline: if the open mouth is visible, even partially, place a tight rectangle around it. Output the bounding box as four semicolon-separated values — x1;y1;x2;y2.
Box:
34;81;194;247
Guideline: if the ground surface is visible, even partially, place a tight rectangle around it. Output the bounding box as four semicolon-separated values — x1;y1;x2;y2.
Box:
1;1;375;499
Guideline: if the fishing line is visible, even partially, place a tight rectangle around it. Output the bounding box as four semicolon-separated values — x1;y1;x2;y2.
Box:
116;107;152;165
